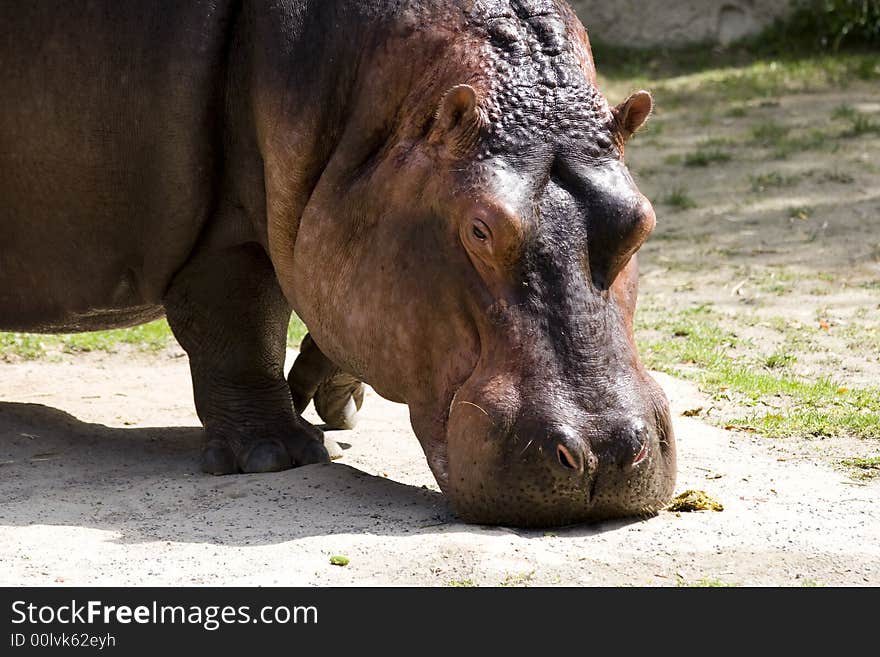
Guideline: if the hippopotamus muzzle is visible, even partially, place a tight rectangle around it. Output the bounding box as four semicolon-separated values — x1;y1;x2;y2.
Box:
441;362;676;527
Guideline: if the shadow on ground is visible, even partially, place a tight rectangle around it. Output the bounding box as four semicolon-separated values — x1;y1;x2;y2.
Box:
0;402;639;546
0;402;454;545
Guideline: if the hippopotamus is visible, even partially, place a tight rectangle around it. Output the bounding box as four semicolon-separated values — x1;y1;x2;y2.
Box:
0;0;675;527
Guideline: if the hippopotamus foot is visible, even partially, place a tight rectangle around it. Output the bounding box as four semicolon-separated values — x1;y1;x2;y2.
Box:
164;242;330;475
314;373;364;430
199;411;328;475
288;333;365;430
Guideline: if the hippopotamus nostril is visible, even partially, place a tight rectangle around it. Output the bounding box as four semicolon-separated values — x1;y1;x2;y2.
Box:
623;421;651;467
595;420;651;470
556;443;582;473
550;428;594;477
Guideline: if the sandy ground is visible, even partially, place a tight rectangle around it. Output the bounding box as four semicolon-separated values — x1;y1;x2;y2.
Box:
622;78;880;389
0;350;877;587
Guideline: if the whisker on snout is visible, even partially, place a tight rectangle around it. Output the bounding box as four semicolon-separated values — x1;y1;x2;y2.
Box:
455;400;492;420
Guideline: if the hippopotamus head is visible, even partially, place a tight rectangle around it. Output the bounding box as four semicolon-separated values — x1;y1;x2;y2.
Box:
269;0;675;527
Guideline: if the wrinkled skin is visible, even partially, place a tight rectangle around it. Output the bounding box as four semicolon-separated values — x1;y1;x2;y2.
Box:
0;0;675;528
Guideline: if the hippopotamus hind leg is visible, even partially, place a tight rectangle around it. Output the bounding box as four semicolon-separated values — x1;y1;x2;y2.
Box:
288;333;365;430
164;244;329;474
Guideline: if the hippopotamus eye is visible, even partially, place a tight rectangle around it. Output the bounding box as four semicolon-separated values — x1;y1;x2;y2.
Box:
469;219;492;244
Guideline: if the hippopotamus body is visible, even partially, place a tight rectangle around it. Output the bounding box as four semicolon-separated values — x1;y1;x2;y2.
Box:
0;0;675;526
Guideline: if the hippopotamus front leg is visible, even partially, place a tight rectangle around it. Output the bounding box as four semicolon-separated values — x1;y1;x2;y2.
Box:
288;333;365;430
164;243;329;474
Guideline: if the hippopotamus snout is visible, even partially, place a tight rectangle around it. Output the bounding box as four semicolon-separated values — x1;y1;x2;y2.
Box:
549;420;652;481
511;416;652;479
442;370;676;528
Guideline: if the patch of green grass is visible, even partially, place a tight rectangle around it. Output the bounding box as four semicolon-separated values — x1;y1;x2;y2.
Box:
700;137;735;148
0;333;46;360
814;306;831;322
843;113;880;136
840;456;880;480
288;314;308;347
732;408;880;440
0;320;174;360
821;169;856;184
638;307;737;372
749;172;800;192
684;147;732;168
832;103;857;120
661;187;697;210
761;282;791;296
841;323;880;354
762;316;794;333
751;121;791;146
696;111;714;127
636;305;880;440
831;103;880;136
817;355;844;368
676;577;738;588
725;106;748;118
653;55;880;107
60;321;173;354
771;129;833;159
855;56;880;79
788;206;814;220
0;315;310;360
500;571;535;587
764;353;797;369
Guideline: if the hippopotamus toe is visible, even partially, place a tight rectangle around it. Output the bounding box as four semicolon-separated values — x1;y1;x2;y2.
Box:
241;441;294;473
280;429;331;467
200;442;237;476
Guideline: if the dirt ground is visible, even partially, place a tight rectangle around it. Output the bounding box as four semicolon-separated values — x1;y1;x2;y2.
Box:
619;76;880;390
609;71;880;469
0;348;877;587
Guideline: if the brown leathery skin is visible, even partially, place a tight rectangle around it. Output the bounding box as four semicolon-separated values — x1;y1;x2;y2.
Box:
1;0;675;526
276;1;676;525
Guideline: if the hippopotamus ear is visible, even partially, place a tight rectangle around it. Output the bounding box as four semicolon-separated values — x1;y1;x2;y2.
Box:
429;84;485;158
613;90;653;141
